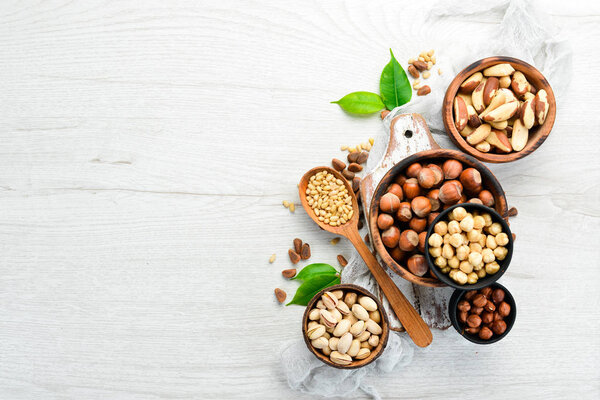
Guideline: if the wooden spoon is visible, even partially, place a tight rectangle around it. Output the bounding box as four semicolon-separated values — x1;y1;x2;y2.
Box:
298;166;433;348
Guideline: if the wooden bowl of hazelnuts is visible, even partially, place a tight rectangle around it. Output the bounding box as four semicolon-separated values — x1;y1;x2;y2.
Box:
368;149;509;287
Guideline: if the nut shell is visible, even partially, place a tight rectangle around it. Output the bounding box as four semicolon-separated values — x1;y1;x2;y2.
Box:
380;193;401;213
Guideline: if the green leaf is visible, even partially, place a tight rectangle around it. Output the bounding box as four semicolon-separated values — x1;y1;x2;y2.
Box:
292;263;338;281
286;274;341;306
331;91;385;114
379;49;412;110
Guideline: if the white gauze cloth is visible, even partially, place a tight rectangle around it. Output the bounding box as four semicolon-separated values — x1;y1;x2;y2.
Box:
282;1;571;398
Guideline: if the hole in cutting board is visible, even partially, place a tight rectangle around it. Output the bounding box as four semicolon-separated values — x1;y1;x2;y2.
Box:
404;130;413;138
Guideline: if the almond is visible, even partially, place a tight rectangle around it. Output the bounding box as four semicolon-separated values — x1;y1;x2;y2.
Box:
417;85;431;96
337;254;348;267
408;64;420;78
483;101;519;122
511;119;528;152
483;77;499;106
499;76;511;88
466;123;492;145
413;60;428;71
467;105;481;128
511;71;529;96
534;89;549;125
471;78;487;113
453;96;468;131
460;72;483;93
520;98;536;129
486;130;512;153
483;63;515;77
331;159;346;171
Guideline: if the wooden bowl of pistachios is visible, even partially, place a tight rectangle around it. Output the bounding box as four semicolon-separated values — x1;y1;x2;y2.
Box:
301;284;389;369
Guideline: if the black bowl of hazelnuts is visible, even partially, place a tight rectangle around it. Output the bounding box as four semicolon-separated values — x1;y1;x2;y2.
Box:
448;283;516;344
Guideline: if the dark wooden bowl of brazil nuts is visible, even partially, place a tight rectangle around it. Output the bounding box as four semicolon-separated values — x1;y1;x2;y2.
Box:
368;149;508;288
443;56;556;163
302;284;389;369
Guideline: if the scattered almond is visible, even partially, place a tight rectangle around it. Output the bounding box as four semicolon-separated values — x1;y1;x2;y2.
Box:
337;255;348;267
417;85;431;96
332;158;346;171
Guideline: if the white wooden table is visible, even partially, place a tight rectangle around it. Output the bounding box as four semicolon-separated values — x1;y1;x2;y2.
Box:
1;1;599;398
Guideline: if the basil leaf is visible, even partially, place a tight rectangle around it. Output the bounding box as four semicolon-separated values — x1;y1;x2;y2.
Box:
331;91;385;114
292;263;338;281
379;49;412;110
286;274;341;306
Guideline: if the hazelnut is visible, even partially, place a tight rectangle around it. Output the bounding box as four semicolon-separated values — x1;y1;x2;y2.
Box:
457;300;471;312
426;164;444;186
377;213;395;230
438;181;462;204
472;294;487;308
399;229;419;251
484;300;496;312
389;247;406;262
380;192;401;213
428;233;443;247
427;189;441;211
459;168;482;194
406;163;422;178
458;310;468;324
478;326;493;340
464;290;477;301
467;314;482;328
411;196;431;217
434;221;448;236
427;212;439;225
480;287;493;298
409;217;427;233
442;159;463;179
493;312;503;321
406;254;428;277
481;311;494;324
491;320;507;335
396;202;413;222
492;288;505;303
403;178;421;199
465;326;480;335
417;167;436;189
497;301;511;317
394;174;407;186
381;226;400;248
468;198;483;205
446;179;463;192
471;306;483;315
386;183;404;200
418;231;427;252
478;190;495;207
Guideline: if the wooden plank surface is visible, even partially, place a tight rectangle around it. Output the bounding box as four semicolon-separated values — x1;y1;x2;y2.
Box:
0;1;599;399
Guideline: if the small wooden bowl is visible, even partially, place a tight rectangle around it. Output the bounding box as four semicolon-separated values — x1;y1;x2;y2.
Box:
448;282;517;344
369;149;508;287
442;56;556;163
302;284;389;369
424;203;514;290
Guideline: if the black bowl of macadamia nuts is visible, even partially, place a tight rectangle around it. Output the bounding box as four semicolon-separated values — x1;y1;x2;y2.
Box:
425;203;513;290
449;282;516;344
302;284;389;369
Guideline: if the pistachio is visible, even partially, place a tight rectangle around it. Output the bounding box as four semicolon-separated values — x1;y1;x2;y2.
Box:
331;289;344;299
307;324;326;340
360;341;371;349
337;332;353;354
350;320;367;337
322;332;330;340
336;300;351;315
316;300;325;309
322;291;339;309
322;346;331;356
308;308;321;321
358;296;378;312
344;292;358;307
369;310;381;324
352;304;370;321
356;330;371;342
355;348;371;360
320;309;337;328
347;339;361;357
330;308;343;322
368;335;380;347
333;319;351;337
311;337;329;349
328;337;339;351
308;321;318;329
344;313;358;325
330;351;352;365
365;319;383;335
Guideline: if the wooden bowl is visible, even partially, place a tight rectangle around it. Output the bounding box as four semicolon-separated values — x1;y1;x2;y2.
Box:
442;56;556;163
448;282;517;344
302;284;389;369
425;203;514;290
368;149;508;287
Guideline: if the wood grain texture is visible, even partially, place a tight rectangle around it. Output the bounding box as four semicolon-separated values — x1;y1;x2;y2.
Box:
0;0;599;399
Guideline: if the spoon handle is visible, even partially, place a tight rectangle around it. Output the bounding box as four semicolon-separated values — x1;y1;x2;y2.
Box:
346;228;433;348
